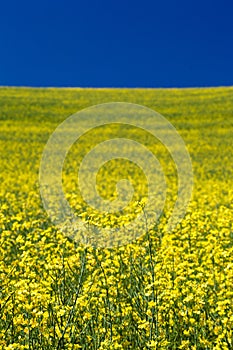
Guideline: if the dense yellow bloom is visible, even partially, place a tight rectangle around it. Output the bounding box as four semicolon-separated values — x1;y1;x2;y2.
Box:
0;87;232;349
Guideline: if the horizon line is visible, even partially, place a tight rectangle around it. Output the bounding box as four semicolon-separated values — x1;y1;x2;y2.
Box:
0;84;233;90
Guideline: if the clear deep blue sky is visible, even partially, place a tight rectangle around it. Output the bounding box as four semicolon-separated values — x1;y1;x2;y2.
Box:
0;0;233;87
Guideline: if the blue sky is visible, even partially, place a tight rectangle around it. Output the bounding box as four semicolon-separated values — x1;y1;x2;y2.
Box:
0;0;232;87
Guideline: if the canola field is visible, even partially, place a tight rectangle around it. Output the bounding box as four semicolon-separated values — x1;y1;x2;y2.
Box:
0;87;232;350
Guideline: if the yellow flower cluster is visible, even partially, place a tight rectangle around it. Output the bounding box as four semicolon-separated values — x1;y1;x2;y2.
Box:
0;87;232;349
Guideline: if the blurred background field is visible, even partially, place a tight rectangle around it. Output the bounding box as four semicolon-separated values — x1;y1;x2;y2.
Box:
0;87;232;349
